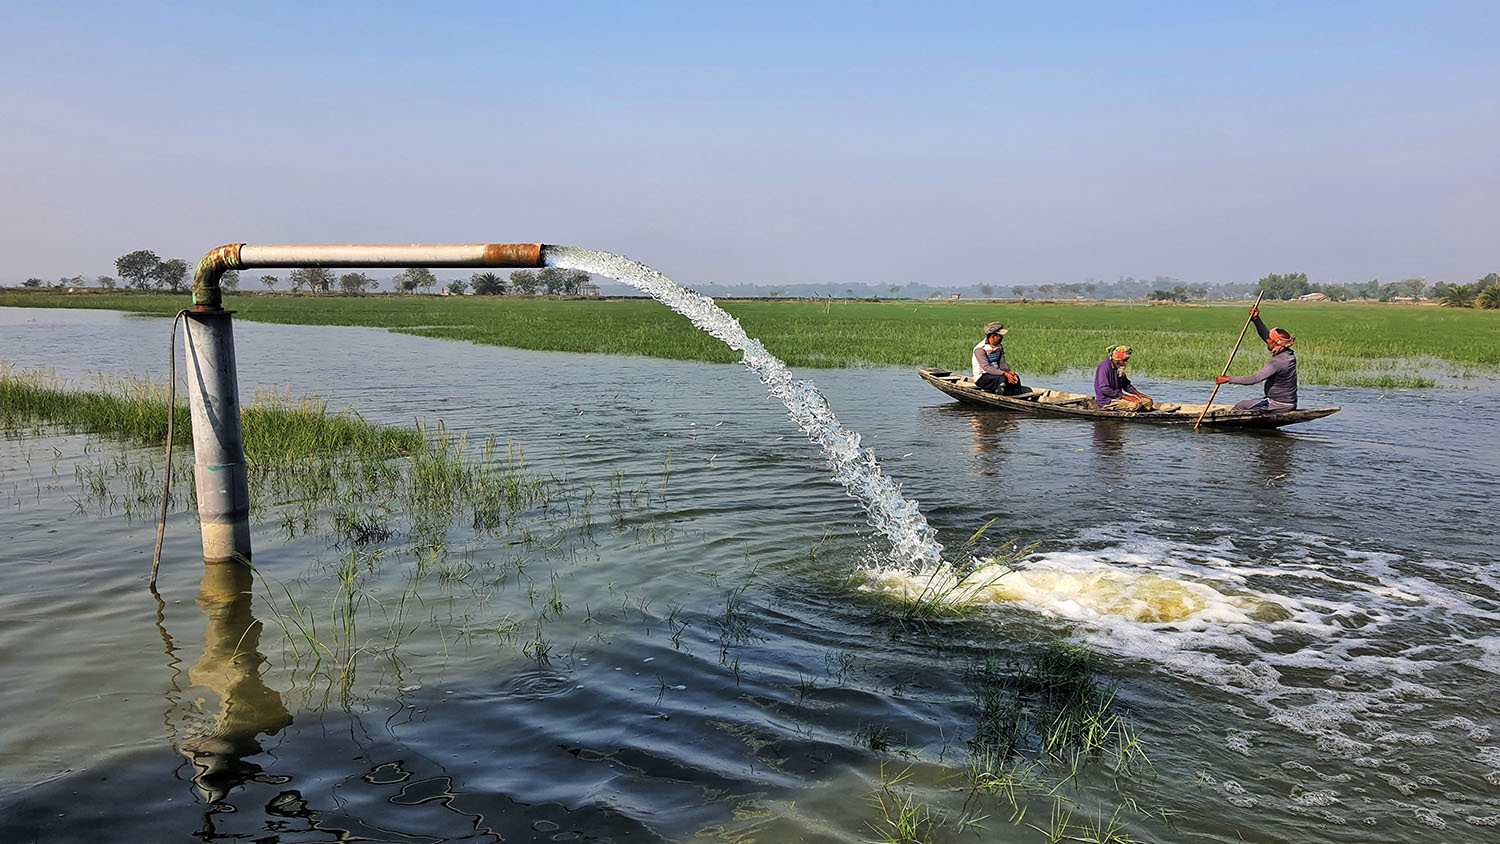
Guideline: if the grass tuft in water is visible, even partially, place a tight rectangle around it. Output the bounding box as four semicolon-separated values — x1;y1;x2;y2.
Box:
968;641;1147;779
867;763;987;844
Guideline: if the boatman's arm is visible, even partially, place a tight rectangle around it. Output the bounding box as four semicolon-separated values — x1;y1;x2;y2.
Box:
1226;355;1287;386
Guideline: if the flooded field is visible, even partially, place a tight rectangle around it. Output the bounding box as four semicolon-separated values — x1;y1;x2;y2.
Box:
3;305;1499;842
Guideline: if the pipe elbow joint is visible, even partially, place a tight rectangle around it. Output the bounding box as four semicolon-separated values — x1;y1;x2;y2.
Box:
192;243;245;311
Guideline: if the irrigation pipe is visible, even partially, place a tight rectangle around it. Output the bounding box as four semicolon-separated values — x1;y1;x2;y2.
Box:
151;309;190;589
1194;291;1265;431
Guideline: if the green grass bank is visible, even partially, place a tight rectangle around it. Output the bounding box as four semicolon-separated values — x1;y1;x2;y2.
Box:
5;290;1497;388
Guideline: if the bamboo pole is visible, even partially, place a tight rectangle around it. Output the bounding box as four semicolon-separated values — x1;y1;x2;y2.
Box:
1194;291;1266;431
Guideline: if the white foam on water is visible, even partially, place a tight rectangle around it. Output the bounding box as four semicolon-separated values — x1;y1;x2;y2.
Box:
1219;779;1258;808
861;518;1500;827
1225;730;1257;757
1434;716;1491;742
543;246;943;567
1281;760;1352;783
1472;636;1500;676
1413;806;1448;829
858;552;1275;624
1294;789;1341;807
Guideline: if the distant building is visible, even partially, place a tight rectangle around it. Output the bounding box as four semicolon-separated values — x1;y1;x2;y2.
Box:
578;283;601;297
1297;292;1329;301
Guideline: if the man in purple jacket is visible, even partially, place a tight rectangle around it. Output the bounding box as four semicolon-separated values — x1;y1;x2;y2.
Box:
1095;345;1154;411
1215;305;1298;411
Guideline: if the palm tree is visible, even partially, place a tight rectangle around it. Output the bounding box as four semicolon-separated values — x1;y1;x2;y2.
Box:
1478;285;1500;310
469;272;505;295
1440;285;1477;308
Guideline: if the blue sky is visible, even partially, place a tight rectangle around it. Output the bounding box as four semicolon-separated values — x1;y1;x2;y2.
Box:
2;1;1497;287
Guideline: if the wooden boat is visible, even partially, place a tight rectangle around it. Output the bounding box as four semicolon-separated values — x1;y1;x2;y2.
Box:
917;368;1340;429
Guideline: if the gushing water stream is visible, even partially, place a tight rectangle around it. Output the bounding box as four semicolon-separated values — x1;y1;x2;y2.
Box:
544;246;945;568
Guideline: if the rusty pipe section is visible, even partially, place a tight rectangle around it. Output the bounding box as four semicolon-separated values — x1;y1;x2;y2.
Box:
192;242;546;310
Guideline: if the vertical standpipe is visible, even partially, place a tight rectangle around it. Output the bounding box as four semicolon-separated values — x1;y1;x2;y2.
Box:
183;243;546;563
184;310;251;563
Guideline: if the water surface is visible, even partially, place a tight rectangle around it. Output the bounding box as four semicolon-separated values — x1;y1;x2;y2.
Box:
3;306;1499;842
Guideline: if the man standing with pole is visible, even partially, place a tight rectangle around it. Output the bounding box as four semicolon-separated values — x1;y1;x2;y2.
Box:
1213;303;1299;412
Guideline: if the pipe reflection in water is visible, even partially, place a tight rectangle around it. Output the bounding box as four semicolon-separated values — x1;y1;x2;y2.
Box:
176;560;292;805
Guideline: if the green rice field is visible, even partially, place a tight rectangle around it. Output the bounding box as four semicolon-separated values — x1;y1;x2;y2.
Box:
5;290;1496;388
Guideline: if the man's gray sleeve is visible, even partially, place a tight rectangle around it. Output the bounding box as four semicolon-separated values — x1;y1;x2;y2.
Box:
1227;356;1285;386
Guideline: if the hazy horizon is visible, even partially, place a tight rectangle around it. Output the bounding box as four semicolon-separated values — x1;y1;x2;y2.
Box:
3;1;1497;288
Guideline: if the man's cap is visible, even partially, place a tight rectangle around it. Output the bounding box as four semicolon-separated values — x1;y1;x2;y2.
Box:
983;322;1008;337
1269;328;1294;349
1110;345;1132;361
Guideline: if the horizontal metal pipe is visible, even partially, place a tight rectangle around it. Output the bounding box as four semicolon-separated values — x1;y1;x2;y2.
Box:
237;243;544;268
192;242;546;310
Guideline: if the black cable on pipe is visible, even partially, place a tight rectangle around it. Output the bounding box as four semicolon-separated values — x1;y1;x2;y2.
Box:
151;310;190;589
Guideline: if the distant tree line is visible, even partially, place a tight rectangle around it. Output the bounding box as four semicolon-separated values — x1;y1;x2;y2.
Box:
1438;273;1500;309
12;255;1495;307
103;250;197;292
1253;271;1500;305
1148;284;1209;303
15;252;598;298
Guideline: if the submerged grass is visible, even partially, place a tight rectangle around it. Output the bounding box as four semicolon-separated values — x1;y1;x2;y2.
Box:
957;641;1156;842
856;525;1041;622
858;639;1156;844
967;641;1147;778
5;365;675;701
5;290;1497;387
5;366;556;552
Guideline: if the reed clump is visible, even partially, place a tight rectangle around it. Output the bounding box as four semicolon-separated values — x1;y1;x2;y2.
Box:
967;641;1145;777
1;367;421;461
957;641;1160;842
1;366;186;443
8;368;556;537
241;389;421;463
